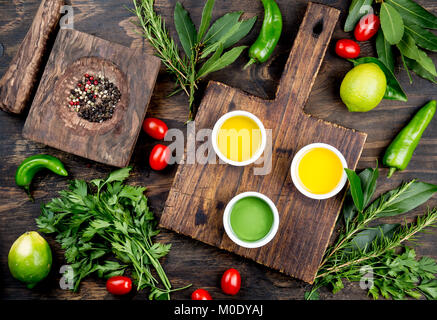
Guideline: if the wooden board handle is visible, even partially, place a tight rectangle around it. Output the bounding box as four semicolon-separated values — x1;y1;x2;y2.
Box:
0;0;64;114
275;3;340;111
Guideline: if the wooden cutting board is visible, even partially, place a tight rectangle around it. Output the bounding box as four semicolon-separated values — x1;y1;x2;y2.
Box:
160;3;367;284
0;0;64;114
23;29;161;167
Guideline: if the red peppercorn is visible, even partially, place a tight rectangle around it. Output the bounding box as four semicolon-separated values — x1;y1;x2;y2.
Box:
87;81;91;85
94;81;98;85
77;83;82;87
93;95;97;99
69;101;74;106
84;73;89;78
89;76;94;81
84;88;88;92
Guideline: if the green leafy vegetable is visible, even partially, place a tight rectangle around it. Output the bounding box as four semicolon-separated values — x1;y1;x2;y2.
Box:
380;2;405;45
344;0;374;32
36;167;190;299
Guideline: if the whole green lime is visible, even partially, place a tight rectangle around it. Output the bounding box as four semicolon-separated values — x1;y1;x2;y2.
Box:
8;231;52;289
340;63;387;112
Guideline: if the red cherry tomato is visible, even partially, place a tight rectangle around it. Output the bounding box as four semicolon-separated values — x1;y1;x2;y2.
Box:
354;13;380;42
149;144;171;171
221;268;241;295
191;289;213;300
106;276;132;295
335;39;361;59
143;118;168;140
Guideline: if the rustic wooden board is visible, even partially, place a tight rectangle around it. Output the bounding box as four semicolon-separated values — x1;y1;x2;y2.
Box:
1;0;436;301
22;29;161;167
0;0;64;114
160;3;367;284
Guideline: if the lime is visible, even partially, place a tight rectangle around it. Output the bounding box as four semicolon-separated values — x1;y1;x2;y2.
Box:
8;231;52;289
340;63;387;112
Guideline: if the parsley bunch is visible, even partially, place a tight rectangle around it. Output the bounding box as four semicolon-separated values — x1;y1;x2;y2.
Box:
36;167;188;300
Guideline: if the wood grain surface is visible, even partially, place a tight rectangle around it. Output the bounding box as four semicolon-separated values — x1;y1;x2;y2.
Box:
0;0;436;300
161;3;367;284
23;29;161;167
0;0;63;114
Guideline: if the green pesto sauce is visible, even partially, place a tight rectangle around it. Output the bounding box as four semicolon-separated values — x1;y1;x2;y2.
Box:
230;196;274;242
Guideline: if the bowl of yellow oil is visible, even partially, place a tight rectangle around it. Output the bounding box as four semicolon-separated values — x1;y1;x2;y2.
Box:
290;143;348;200
212;110;266;166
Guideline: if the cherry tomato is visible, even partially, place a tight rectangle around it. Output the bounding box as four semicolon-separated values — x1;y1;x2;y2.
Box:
106;276;132;295
354;14;380;42
335;39;361;59
149;144;171;171
143;118;168;140
221;268;241;295
191;289;213;300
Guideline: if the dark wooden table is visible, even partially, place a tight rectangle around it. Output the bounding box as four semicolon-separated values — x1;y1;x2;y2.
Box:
1;0;436;300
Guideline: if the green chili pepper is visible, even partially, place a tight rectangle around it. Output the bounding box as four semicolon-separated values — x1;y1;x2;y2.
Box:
15;154;68;198
383;100;436;178
244;0;282;69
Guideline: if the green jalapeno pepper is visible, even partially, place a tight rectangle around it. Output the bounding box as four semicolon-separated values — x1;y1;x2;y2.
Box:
15;154;68;197
383;100;436;178
244;0;283;69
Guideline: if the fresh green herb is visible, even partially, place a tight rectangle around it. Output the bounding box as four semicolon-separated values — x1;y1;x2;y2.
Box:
376;29;395;73
307;166;437;300
36;167;190;300
345;0;437;89
380;2;405;45
131;0;256;120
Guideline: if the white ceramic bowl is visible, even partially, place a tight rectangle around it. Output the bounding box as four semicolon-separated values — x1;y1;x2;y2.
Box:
290;143;348;200
223;191;279;248
212;110;267;167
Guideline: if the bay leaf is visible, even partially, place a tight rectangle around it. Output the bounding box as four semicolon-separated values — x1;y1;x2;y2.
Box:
386;0;437;30
405;23;437;52
197;0;215;42
380;2;405;45
376;29;395;73
174;2;197;58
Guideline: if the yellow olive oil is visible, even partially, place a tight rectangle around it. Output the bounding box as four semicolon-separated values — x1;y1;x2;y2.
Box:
297;147;343;194
217;116;262;162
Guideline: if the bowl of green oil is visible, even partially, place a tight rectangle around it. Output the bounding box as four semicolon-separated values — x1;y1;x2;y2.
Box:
223;192;279;248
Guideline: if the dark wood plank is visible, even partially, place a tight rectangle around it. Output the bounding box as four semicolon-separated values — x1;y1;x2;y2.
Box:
160;3;367;284
0;0;436;300
22;29;161;167
0;0;63;114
